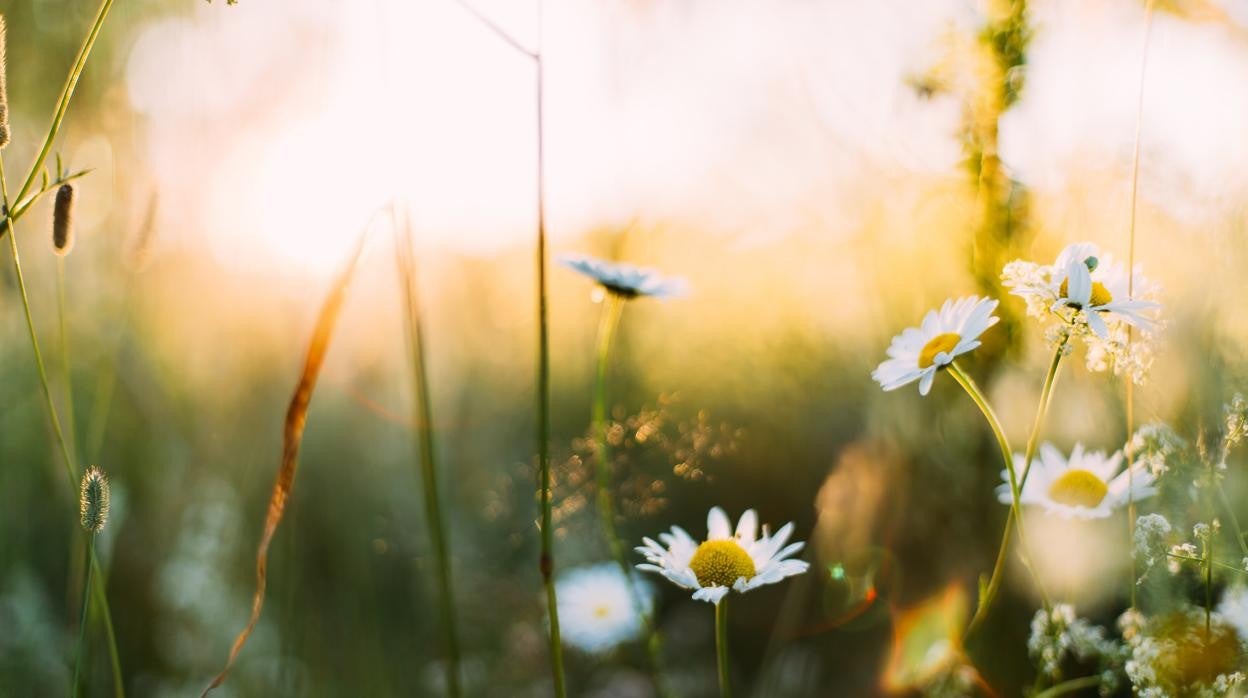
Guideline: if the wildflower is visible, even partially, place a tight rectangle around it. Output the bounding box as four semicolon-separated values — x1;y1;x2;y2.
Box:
1218;586;1248;644
555;563;652;654
635;506;808;605
1128;423;1186;478
871;296;999;396
999;443;1156;519
1168;543;1198;574
1028;604;1123;685
1002;242;1161;383
558;253;688;300
79;466;110;534
1225;393;1248;451
1122;607;1245;696
1133;513;1172;582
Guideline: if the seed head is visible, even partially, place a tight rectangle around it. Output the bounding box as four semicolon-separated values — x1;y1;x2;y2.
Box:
79;466;110;533
52;184;75;254
0;15;10;149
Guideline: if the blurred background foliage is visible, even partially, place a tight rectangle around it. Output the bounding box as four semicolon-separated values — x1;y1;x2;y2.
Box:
5;0;1248;696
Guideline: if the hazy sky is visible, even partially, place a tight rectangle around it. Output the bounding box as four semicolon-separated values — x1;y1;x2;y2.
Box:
122;0;1248;274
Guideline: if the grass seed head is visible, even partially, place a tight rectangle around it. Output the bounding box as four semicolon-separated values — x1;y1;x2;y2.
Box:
0;15;9;149
79;466;110;534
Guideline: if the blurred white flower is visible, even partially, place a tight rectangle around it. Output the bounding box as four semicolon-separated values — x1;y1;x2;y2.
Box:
1002;242;1161;384
555;563;652;654
558;253;688;299
999;443;1156;519
1133;513;1172;582
1218;586;1248;644
636;507;808;605
871;296;999;396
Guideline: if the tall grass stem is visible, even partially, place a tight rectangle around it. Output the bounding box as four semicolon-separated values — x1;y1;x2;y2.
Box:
72;534;96;697
394;217;463;697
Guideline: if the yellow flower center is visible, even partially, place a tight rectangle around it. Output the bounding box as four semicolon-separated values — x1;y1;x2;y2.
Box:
689;539;755;588
592;604;611;619
1047;469;1109;508
1058;278;1113;308
918;333;961;369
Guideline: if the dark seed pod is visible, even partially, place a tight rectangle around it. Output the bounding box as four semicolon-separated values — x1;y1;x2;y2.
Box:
53;184;75;254
0;15;9;149
79;466;110;534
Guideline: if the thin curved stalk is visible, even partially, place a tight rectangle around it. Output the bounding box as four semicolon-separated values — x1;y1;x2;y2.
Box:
591;293;673;698
1125;0;1157;611
714;599;731;698
967;344;1064;637
72;534;96;697
947;362;1050;611
532;7;565;695
1033;675;1101;698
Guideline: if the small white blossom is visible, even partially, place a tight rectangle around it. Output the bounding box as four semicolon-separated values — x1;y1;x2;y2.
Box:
1133;513;1172;582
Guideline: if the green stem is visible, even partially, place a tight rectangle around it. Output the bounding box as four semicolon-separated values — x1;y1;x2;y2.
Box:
1167;552;1245;574
394;226;462;697
591;293;674;698
0;169;91;230
71;535;96;697
532;16;566;696
967;344;1064;637
1216;480;1248;559
58;255;80;467
714;599;731;698
6;0;115;216
947;362;1050;610
1033;675;1101;698
2;146;125;698
1205;537;1213;637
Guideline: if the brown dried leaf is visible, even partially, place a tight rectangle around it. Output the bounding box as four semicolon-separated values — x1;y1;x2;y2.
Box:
202;239;365;696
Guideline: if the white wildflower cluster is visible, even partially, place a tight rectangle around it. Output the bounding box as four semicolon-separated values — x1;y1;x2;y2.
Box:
1028;604;1124;691
1001;243;1161;384
1225;393;1248;454
1133;513;1172;582
1128;423;1186;478
1121;607;1246;697
1168;542;1199;575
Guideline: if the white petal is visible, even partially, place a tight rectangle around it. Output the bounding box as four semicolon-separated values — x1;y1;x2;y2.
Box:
707;507;732;540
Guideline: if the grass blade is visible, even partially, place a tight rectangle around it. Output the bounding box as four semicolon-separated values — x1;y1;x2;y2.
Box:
202;238;365;696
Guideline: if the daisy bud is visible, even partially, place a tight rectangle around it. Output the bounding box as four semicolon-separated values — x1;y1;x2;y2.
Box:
52;184;74;255
0;15;9;150
79;466;110;534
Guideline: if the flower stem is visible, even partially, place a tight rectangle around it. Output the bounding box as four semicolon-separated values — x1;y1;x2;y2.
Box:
1033;675;1101;698
72;534;96;697
714;599;732;698
394;221;462;697
966;344;1064;637
947;362;1050;612
591;293;674;698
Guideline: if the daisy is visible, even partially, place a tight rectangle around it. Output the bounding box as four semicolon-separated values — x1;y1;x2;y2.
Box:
1004;242;1159;339
998;443;1156;520
556;563;653;654
871;296;1000;396
635;506;808;606
558;253;688;299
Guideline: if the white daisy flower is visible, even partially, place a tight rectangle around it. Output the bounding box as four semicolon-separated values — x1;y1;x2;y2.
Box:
1218;586;1248;644
558;253;688;299
1004;242;1160;339
871;296;1000;396
556;562;653;654
998;443;1157;520
635;507;809;605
